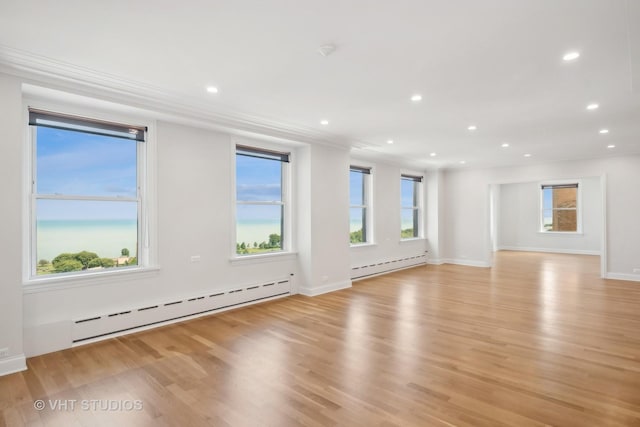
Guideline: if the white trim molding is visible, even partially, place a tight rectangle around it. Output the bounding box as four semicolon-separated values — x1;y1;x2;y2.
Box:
299;280;352;297
498;246;600;256
0;354;27;377
442;259;492;268
605;273;640;282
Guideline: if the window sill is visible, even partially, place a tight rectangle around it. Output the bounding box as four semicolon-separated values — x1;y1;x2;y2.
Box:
23;266;161;294
230;251;298;265
400;237;426;244
350;243;377;249
537;231;584;236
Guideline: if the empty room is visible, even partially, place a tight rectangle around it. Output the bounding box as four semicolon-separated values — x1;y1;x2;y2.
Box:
1;1;639;426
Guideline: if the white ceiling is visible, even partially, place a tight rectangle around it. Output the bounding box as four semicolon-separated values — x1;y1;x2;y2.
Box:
1;0;639;169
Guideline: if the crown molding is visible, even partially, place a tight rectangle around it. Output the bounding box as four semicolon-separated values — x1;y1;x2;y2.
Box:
0;45;366;150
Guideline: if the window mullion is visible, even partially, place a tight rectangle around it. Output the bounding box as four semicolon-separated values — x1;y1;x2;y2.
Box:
237;200;284;206
35;194;138;202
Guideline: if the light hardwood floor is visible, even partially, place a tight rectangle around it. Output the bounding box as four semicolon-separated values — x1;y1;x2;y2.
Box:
1;251;640;426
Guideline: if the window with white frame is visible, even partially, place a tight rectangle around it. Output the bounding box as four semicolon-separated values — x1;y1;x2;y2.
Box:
540;182;580;232
235;145;290;255
349;165;372;244
29;108;147;277
401;174;423;239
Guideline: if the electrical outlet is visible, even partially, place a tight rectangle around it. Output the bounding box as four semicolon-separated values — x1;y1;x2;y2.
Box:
0;348;9;358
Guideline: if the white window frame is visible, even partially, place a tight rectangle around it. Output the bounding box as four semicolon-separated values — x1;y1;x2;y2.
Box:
23;100;157;288
538;179;583;234
349;165;373;246
231;140;293;260
400;173;424;240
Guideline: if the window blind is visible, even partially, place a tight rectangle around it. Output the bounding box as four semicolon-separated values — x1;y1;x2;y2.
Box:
401;174;423;182
28;108;146;142
236;145;290;162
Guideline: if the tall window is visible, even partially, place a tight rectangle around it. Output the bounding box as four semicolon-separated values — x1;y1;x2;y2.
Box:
235;145;289;255
401;174;423;239
541;183;579;232
349;166;371;244
29;109;146;277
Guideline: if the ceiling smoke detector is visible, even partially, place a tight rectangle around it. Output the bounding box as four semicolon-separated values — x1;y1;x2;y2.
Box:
318;44;337;57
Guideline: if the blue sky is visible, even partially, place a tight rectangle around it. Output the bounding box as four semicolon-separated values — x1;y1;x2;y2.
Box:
349;170;364;206
36;127;138;220
401;179;415;207
236;155;282;221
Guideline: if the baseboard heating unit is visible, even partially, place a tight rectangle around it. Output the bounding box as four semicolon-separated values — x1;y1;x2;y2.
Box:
72;278;291;343
351;254;427;279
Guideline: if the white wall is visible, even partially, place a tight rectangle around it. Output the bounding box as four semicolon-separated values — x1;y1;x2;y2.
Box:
298;144;352;295
443;157;640;279
0;75;26;374
497;177;602;254
349;159;429;271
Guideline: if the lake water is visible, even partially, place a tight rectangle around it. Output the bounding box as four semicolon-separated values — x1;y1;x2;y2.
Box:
37;220;138;261
36;219;383;261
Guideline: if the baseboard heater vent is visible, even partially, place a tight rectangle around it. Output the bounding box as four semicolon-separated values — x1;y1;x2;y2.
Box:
351;254;427;279
72;278;290;343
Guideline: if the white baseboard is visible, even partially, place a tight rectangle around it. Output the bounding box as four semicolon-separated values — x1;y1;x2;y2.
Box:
497;246;600;256
0;354;27;377
351;263;427;282
442;259;491;268
605;273;640;282
426;258;443;265
299;280;352;297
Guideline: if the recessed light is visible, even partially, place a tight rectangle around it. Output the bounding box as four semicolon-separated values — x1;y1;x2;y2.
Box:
501;143;510;148
430;152;437;157
387;139;394;144
411;94;422;102
607;144;616;149
599;129;609;134
320;119;329;125
468;125;477;131
459;160;466;164
563;51;580;61
524;153;532;157
586;103;599;110
206;86;218;94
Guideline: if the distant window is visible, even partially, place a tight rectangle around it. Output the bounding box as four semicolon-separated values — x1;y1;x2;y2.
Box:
540;183;580;232
29;109;146;277
349;166;371;244
235;145;290;255
401;174;423;239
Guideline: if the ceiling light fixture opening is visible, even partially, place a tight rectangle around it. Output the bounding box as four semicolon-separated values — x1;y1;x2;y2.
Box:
430;152;437;157
524;153;532;157
586;103;599;110
468;125;477;131
317;44;337;57
607;144;616;149
501;143;509;148
411;94;422;102
563;51;580;61
599;129;609;134
320;119;329;125
206;86;218;94
387;140;394;144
